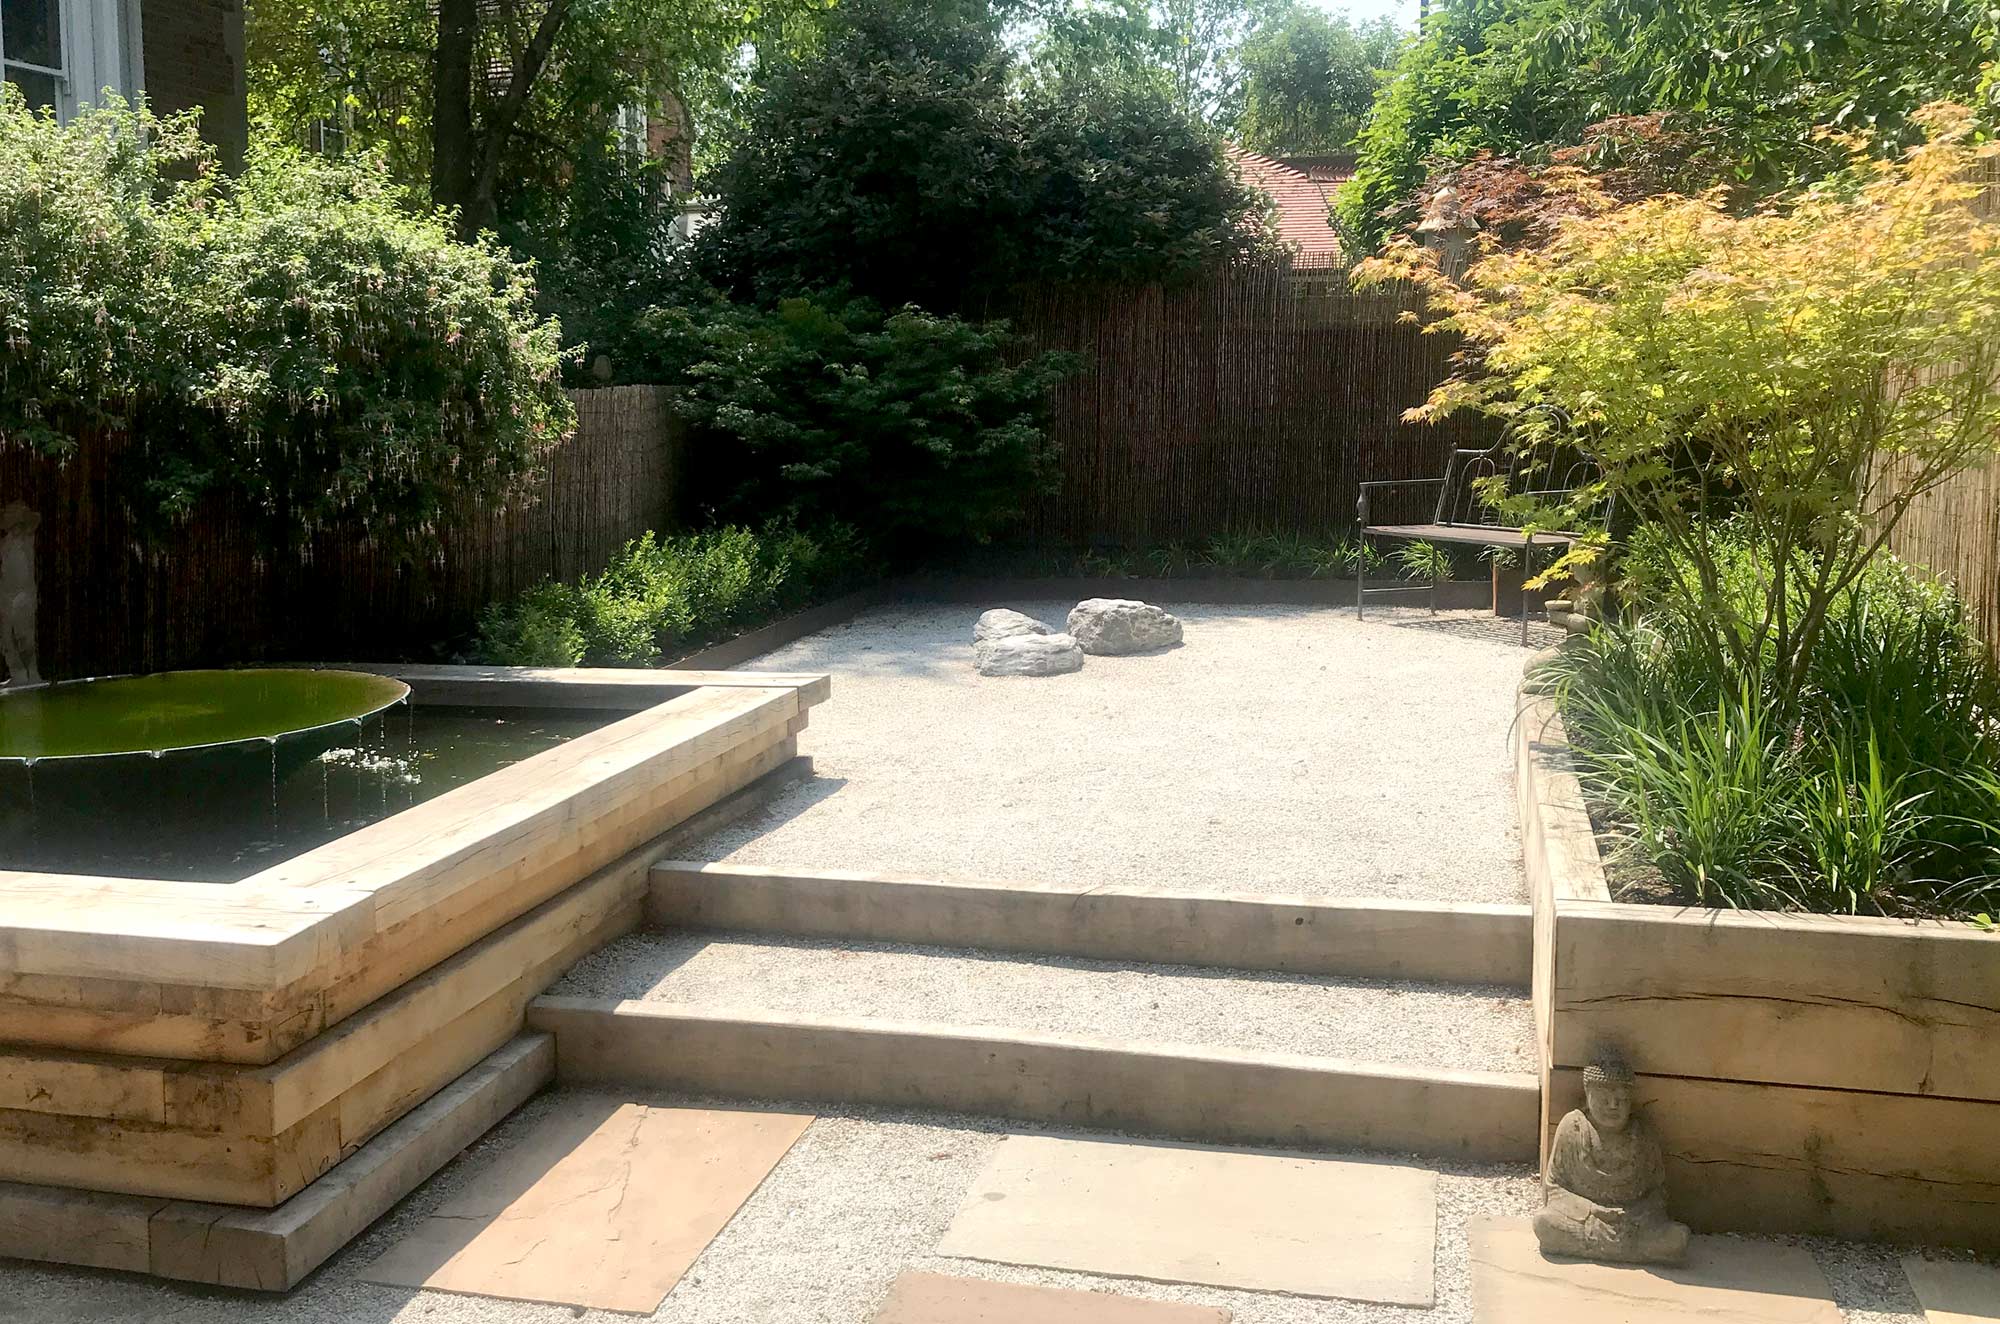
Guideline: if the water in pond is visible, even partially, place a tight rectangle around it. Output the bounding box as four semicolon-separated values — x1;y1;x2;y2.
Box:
0;705;613;882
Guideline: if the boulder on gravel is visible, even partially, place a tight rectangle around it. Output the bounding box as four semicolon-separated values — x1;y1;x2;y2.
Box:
1066;599;1183;655
974;632;1085;677
973;608;1051;644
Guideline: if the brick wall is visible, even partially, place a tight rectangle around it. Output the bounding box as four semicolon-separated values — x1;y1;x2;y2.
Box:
141;0;247;171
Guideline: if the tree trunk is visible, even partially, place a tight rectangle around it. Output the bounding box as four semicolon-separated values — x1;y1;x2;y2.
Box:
432;0;478;222
459;0;574;237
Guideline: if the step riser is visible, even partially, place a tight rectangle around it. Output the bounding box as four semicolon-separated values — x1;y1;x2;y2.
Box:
528;998;1540;1164
649;864;1531;987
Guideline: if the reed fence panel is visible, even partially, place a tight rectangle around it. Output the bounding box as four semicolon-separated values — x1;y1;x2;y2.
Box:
2;386;681;681
1013;264;1496;547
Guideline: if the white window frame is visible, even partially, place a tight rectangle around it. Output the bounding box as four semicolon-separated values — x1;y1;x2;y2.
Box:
1;0;140;119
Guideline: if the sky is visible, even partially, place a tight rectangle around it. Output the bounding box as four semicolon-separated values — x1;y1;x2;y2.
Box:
1305;0;1420;29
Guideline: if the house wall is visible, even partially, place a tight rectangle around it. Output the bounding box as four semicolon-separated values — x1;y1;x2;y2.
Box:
141;0;246;170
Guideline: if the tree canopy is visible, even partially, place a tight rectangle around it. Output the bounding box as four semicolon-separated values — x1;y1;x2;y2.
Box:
694;0;1269;312
1236;5;1402;157
1338;0;1998;249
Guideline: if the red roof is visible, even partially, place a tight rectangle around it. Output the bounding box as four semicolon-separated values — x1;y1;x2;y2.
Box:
1228;145;1343;266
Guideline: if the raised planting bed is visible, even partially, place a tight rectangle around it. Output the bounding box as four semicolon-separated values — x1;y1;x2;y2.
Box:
1514;681;2000;1250
0;664;827;1283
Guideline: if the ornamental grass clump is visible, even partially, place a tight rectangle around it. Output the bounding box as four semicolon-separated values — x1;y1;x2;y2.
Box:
1547;535;2000;917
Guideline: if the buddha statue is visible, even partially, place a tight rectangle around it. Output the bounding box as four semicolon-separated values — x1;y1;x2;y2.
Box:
1534;1053;1690;1265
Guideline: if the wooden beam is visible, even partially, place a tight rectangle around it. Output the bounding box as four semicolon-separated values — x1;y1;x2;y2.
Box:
1548;1067;2000;1251
1552;899;2000;1101
146;1034;553;1290
530;997;1541;1165
649;863;1533;987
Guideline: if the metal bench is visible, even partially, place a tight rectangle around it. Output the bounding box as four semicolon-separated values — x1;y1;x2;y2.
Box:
1357;438;1606;646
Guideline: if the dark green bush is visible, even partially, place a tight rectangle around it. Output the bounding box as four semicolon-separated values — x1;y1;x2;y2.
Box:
0;90;571;537
473;523;873;667
692;0;1267;313
1553;529;2000;917
643;295;1079;555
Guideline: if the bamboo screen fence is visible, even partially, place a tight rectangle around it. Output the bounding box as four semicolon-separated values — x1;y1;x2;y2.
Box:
3;386;682;681
5;267;1491;681
1012;263;1498;546
1882;162;2000;658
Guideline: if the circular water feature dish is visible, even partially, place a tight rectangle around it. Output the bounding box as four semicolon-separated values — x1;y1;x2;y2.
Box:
0;669;412;840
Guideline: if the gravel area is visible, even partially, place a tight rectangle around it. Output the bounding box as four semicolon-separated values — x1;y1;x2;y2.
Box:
694;602;1540;904
0;1090;1946;1324
551;931;1537;1075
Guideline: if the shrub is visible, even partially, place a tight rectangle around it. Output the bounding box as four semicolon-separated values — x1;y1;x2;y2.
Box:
474;523;872;666
1551;537;2000;917
693;0;1268;313
0;90;571;537
642;295;1080;555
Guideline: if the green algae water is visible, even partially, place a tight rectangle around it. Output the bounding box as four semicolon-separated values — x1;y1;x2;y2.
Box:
0;674;612;882
0;669;410;759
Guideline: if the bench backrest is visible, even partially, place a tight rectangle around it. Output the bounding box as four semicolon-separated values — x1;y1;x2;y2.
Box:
1432;440;1611;534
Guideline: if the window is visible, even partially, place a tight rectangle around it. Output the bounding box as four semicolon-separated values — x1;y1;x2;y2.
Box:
1;0;139;119
1;0;65;112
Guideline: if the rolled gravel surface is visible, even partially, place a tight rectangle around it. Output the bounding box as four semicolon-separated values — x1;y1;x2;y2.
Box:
0;1090;1935;1324
694;602;1537;904
551;931;1538;1075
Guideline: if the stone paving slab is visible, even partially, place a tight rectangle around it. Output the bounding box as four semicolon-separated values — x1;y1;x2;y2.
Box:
1904;1259;2000;1324
873;1270;1231;1322
360;1099;811;1313
937;1135;1437;1306
1470;1217;1842;1324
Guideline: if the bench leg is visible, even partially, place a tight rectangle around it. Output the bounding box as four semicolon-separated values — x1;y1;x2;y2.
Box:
1521;536;1533;647
1355;537;1366;620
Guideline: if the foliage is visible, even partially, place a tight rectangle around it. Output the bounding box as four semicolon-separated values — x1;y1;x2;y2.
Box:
640;294;1081;553
1337;0;1997;249
1019;73;1274;286
695;0;1269;313
474;523;873;666
1236;5;1403;156
1018;0;1280;126
1550;536;2000;917
1361;108;2000;720
0;92;571;536
247;0;826;231
1006;529;1479;580
1411;113;1734;250
495;141;688;381
1337;0;1596;247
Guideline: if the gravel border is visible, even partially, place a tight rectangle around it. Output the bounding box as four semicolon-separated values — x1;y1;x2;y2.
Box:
550;931;1537;1075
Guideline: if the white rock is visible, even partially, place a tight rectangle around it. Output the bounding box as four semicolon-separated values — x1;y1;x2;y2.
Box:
975;633;1085;677
973;608;1052;644
1066;599;1183;655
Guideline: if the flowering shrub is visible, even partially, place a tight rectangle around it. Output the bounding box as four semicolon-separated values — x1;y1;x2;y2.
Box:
0;89;571;537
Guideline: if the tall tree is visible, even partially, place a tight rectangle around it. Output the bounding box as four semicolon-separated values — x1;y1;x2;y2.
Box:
1236;4;1403;156
697;0;1268;310
1336;0;1997;250
248;0;827;234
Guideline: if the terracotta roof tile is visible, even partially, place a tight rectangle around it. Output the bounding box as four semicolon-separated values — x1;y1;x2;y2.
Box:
1228;145;1344;265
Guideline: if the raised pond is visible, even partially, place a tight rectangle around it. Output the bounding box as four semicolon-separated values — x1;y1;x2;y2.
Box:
0;671;614;881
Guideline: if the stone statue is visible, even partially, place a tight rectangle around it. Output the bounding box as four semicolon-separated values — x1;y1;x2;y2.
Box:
0;502;41;688
1534;1053;1690;1265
